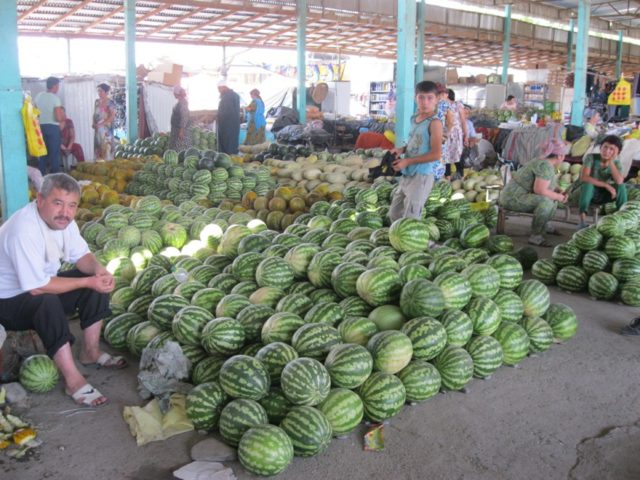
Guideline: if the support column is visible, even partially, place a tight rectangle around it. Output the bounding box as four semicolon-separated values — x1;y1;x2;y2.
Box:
396;0;417;146
415;0;426;83
567;18;574;70
571;0;591;126
615;30;623;79
501;4;512;85
0;0;29;217
125;0;138;142
296;0;307;124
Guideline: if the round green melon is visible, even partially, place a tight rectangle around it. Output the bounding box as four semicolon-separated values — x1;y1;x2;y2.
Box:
397;360;441;403
466;335;503;378
19;354;60;393
324;343;373;389
318;388;364;437
367;330;413;374
218;355;270;400
238;425;293;476
280;357;331;406
280;406;332;457
492;322;530;366
358;371;406;422
218;398;268;447
543;303;578;341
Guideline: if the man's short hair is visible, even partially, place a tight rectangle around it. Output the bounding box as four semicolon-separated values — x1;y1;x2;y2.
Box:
415;81;438;95
46;76;60;89
506;95;515;101
40;173;80;198
601;135;623;153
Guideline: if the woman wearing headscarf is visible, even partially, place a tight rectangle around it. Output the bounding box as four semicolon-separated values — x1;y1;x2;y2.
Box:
245;88;266;145
92;83;116;160
499;140;569;246
443;89;468;180
169;85;192;151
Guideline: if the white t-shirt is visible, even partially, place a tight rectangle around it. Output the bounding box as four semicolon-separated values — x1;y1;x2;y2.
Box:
0;202;89;298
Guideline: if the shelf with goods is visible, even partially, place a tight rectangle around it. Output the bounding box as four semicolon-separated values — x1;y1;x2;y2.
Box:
369;81;393;118
523;83;548;109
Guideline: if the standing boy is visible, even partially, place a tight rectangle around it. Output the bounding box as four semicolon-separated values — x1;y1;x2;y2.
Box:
388;81;443;221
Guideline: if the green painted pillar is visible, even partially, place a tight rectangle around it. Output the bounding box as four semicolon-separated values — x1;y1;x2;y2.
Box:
567;18;574;70
125;0;138;142
615;30;623;79
0;0;29;217
297;0;307;123
415;0;426;82
396;0;417;147
571;0;591;126
501;4;512;85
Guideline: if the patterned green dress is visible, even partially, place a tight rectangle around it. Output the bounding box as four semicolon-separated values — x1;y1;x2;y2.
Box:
499;158;557;235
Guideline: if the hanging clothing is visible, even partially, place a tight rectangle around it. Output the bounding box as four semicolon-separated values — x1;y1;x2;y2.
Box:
244;97;266;145
169;98;192;151
444;101;464;165
93;98;116;161
217;89;240;154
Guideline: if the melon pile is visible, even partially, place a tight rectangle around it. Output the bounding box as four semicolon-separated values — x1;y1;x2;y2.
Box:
532;200;640;306
451;169;504;203
92;185;578;476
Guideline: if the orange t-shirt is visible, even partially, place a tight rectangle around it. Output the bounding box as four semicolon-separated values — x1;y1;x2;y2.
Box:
355;132;394;150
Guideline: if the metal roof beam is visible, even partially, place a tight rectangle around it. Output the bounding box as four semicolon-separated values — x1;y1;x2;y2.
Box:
144;6;207;37
80;5;124;33
18;0;50;21
46;0;94;30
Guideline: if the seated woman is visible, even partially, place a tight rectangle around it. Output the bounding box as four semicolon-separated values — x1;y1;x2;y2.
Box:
499;140;569;246
575;135;627;229
60;107;85;169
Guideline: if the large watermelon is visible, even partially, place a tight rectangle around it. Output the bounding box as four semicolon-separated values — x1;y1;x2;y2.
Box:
517;279;550;318
397;360;442;403
19;354;60;393
318;388;364;437
388;217;430;252
185;381;228;430
543;303;578;341
434;345;474;391
280;357;331;406
280;406;332;457
218;355;271;400
399;278;445;319
324;343;373;389
358;371;406;422
367;331;413;374
465;335;503;378
492;322;530;366
238;425;293;476
400;317;447;361
356;267;403;307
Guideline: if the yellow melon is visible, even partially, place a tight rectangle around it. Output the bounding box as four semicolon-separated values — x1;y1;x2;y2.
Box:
253;197;269;211
288;196;306;212
268;197;287;212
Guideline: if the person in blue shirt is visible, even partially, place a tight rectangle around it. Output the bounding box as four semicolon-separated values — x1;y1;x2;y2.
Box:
245;88;266;145
388;81;443;221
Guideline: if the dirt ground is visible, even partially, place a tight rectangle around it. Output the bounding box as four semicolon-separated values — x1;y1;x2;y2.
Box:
3;215;640;480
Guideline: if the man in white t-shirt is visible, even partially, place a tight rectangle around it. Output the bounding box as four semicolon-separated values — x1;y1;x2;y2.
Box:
0;173;127;407
34;76;64;175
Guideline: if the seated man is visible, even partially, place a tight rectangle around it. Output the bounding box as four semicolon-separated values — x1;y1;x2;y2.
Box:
60;107;85;169
0;173;126;407
574;135;627;229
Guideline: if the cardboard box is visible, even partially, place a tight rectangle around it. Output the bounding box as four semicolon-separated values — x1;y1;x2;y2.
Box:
146;63;183;87
445;68;458;85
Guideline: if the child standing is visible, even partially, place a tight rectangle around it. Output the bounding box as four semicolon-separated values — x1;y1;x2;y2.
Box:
388;81;443;221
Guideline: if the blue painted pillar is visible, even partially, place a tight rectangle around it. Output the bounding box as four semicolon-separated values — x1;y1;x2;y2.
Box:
571;0;591;126
125;0;138;142
415;0;426;83
615;30;623;79
567;18;574;70
501;4;512;85
0;0;29;217
396;0;417;147
297;0;307;123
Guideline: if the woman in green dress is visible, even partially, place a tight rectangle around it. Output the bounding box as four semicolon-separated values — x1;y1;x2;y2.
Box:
575;135;627;229
499;140;569;246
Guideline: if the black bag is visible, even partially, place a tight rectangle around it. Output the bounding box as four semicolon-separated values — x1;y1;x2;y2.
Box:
369;151;401;181
565;125;585;143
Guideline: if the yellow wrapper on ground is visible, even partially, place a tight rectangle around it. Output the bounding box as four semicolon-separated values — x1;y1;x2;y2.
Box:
122;393;193;446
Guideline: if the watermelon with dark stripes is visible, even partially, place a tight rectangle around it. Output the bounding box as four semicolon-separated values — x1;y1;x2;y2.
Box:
317;388;364;437
465;335;503;378
397;360;441;403
280;357;331;406
238;425;293;476
280;406;332;457
492;322;530;366
219;355;270;400
219;398;269;447
357;371;406;422
185;381;228;430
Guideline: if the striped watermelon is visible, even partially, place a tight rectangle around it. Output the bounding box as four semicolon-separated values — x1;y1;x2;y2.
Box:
342;250;369;265
434;345;474;391
434;271;473;310
308;288;341;305
324;343;373;389
104;312;143;350
192;355;226;385
531;259;558;285
201;317;245;355
429;254;466;276
280;357;331;406
460;247;489;266
367;305;406;331
517;279;550;318
543;303;578;341
460;223;490;248
261;312;305;344
255;257;295;290
288;281;318;296
19;354;59;393
461;264;500;299
551;243;582;267
280;406;332;457
367;330;413;374
110;286;137;310
291;323;342;360
255;342;298;384
356;268;403;307
331;262;368;298
126;321;161;357
318;388;364;437
304;302;344;326
215;294;251;318
189;265;220;285
620;279;640;306
611;257;640;282
219;355;270;400
596;214;625;238
259;388;293;425
276;293;314;316
185;381;228;430
160;222;188;249
367;256;399;270
486;234;514;254
582;250;611;275
307;250;342;288
358;372;406;422
337;317;378;346
556;265;589;292
339;296;373;318
181;344;208;369
492;322;530;366
397;360;441;403
131;265;167;296
126;294;154;319
465;297;501;336
493;289;525;323
520;316;554;353
399;264;432;283
249;286;286;308
400;317;447;361
605;236;636;259
572;226;603;251
235;304;274;343
172;306;213;346
485;254;523;290
231;252;264;282
388;217;430;252
191;288;225;314
238;425;293;476
440;309;473;346
399;279;445;319
219;398;269;447
465;335;503;378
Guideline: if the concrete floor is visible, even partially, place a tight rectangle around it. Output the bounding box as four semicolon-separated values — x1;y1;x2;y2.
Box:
3;216;640;480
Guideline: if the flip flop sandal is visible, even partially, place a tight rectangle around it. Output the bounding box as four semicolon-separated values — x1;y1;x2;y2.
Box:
81;352;128;370
68;383;108;407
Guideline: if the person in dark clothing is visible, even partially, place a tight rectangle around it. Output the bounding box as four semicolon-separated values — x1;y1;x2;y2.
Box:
216;80;240;155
